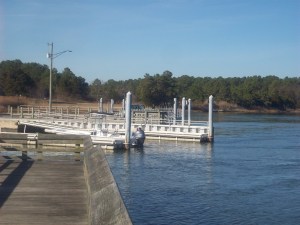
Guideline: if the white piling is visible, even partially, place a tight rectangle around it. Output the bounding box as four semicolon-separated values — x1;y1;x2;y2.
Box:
125;92;132;149
208;95;214;141
99;98;103;112
173;98;177;125
110;99;114;113
188;98;191;126
122;99;125;117
181;97;186;126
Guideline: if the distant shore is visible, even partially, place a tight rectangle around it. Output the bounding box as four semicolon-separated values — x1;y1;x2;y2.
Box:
0;96;299;114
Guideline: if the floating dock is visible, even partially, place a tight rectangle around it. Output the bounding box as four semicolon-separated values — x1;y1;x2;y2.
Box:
3;95;215;149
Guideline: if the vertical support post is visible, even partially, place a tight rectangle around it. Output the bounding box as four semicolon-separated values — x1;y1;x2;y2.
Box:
10;106;13;118
208;95;214;141
37;136;43;161
22;150;28;161
37;150;43;161
173;98;177;125
75;144;81;161
31;107;34;119
125;92;132;149
122;99;125;117
99;98;103;112
181;97;186;126
188;98;191;126
48;42;53;113
110;99;114;113
20;107;23;118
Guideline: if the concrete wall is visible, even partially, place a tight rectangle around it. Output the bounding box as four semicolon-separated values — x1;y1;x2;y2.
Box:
84;140;132;225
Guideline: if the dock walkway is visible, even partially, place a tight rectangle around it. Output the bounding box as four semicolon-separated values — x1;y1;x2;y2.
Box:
0;158;88;225
0;133;132;225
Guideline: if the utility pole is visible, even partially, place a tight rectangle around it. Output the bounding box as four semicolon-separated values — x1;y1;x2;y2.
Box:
47;43;72;113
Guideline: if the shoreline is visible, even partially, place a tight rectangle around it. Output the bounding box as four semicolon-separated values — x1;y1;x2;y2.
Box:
0;96;299;115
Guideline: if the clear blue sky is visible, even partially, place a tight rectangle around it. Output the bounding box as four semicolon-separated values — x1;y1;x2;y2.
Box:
1;0;299;83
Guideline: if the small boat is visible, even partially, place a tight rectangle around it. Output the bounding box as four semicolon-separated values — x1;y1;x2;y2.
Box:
131;127;145;147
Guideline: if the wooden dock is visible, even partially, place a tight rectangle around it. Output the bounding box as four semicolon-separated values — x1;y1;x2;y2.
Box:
0;159;88;225
0;133;132;225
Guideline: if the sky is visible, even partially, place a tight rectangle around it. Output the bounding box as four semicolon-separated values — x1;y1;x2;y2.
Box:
0;0;299;83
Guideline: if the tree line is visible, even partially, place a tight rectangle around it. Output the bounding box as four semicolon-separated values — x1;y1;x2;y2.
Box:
1;60;299;110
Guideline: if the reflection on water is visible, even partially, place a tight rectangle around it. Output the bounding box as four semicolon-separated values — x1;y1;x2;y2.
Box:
105;113;300;225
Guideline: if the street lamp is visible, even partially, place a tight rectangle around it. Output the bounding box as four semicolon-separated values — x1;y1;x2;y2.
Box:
47;42;72;112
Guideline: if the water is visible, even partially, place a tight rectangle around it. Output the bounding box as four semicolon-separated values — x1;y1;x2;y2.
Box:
105;113;300;225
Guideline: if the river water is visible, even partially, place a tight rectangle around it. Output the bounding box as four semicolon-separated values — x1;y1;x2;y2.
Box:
105;113;300;225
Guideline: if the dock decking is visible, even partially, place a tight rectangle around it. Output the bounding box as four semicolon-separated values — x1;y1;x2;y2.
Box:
0;133;132;225
0;158;88;225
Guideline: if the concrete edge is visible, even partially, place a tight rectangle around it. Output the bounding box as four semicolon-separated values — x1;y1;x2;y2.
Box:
83;137;132;225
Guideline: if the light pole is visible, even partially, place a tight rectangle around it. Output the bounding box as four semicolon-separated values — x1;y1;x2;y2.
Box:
47;42;72;112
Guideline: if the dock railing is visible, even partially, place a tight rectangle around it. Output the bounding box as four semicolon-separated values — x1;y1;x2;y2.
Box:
0;132;87;161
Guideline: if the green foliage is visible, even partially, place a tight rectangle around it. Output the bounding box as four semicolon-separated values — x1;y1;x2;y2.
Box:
1;59;299;110
137;71;176;106
57;68;86;98
89;79;102;99
0;60;90;100
0;60;35;96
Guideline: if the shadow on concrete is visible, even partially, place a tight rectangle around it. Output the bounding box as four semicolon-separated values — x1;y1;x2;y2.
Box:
0;160;33;208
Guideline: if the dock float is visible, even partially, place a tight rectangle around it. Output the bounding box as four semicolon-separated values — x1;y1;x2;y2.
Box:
5;95;215;145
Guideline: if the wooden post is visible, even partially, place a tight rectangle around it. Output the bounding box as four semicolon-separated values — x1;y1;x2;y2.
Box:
36;137;43;160
75;144;81;161
22;150;28;161
37;151;43;160
10;106;13;118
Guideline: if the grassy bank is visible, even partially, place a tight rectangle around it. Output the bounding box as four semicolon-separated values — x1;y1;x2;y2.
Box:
0;96;299;114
